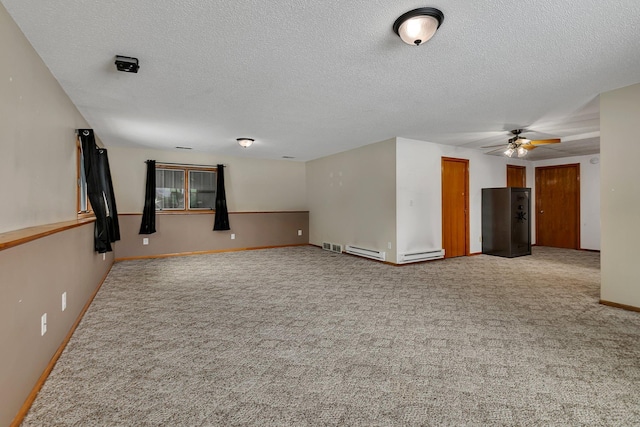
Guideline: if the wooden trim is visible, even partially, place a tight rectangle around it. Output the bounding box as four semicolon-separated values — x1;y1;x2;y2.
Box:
76;136;93;217
599;300;640;313
0;218;96;252
469;252;483;256
580;248;601;253
156;163;217;171
10;262;113;427
114;243;310;262
506;164;526;188
117;211;310;216
76;136;81;213
77;212;96;220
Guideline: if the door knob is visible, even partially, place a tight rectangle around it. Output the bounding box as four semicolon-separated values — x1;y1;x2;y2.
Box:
540;210;544;213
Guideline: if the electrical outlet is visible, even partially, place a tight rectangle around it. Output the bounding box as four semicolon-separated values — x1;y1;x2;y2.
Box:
143;238;149;245
298;230;303;236
62;292;67;311
388;242;392;249
41;313;47;336
231;234;236;240
102;253;105;261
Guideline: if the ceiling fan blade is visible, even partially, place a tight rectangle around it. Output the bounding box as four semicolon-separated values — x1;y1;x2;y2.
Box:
530;138;561;145
521;144;537;150
481;143;507;149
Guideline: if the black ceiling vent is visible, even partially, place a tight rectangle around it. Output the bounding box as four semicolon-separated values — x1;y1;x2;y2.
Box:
115;55;139;73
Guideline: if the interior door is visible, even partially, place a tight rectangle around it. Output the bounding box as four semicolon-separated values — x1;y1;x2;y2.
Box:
507;165;526;187
442;157;469;258
535;164;580;249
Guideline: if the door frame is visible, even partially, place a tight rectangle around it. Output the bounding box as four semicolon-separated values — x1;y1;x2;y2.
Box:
441;157;470;257
535;164;581;249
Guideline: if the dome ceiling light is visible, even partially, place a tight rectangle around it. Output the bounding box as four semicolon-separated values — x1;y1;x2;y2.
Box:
237;138;254;148
393;7;444;46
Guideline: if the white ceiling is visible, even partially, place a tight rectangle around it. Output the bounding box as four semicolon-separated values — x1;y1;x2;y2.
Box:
3;0;640;161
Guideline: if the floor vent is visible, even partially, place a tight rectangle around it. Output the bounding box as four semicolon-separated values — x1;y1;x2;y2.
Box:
398;249;445;264
345;245;386;262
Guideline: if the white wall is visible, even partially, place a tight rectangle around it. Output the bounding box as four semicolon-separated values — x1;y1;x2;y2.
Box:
396;138;520;256
306;139;397;262
532;154;601;250
600;82;640;307
107;146;307;213
0;3;89;233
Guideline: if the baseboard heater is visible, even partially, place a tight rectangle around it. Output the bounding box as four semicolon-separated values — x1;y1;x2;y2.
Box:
398;249;445;264
345;245;386;262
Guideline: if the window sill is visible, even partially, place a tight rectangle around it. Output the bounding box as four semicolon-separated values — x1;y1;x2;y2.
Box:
0;218;96;252
77;211;95;220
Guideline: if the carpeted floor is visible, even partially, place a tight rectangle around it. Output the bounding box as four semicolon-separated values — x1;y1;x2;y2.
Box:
22;246;640;426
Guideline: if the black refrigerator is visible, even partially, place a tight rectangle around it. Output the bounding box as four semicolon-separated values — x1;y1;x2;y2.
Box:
482;187;531;258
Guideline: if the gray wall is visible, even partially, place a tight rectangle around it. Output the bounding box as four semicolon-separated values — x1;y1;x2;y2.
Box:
0;3;114;424
0;2;89;234
600;82;640;307
0;4;310;422
0;225;113;425
115;212;308;259
306;139;397;262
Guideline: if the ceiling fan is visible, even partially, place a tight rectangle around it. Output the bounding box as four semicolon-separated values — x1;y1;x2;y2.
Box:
483;129;561;158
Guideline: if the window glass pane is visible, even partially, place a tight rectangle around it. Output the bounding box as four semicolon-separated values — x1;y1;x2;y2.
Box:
79;150;88;212
156;169;185;210
189;170;216;209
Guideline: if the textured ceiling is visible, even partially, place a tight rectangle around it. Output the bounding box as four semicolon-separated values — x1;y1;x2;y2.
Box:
3;0;640;161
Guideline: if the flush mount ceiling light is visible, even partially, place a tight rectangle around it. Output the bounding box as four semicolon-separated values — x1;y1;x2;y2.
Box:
237;138;254;148
393;7;444;46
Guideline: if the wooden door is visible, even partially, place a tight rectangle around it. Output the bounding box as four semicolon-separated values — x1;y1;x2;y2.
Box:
442;157;469;258
507;165;526;187
535;164;580;249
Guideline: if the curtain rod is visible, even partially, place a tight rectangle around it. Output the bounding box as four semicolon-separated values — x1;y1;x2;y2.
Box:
148;161;228;168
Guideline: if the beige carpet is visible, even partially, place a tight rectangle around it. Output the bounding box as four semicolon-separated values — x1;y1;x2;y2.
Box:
22;246;640;426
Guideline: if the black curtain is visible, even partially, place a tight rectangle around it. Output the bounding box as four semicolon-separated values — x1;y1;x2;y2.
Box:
213;164;230;230
79;129;120;253
139;160;156;234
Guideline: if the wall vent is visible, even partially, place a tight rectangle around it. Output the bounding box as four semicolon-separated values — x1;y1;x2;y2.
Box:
322;242;332;251
345;245;386;262
398;249;445;264
331;244;342;253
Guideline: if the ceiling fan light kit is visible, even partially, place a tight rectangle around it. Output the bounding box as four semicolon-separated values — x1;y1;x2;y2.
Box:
504;146;516;157
393;7;444;46
517;146;528;157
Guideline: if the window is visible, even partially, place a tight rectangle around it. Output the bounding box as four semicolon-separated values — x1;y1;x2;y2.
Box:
156;165;217;212
77;138;92;216
156;168;185;210
189;170;216;209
